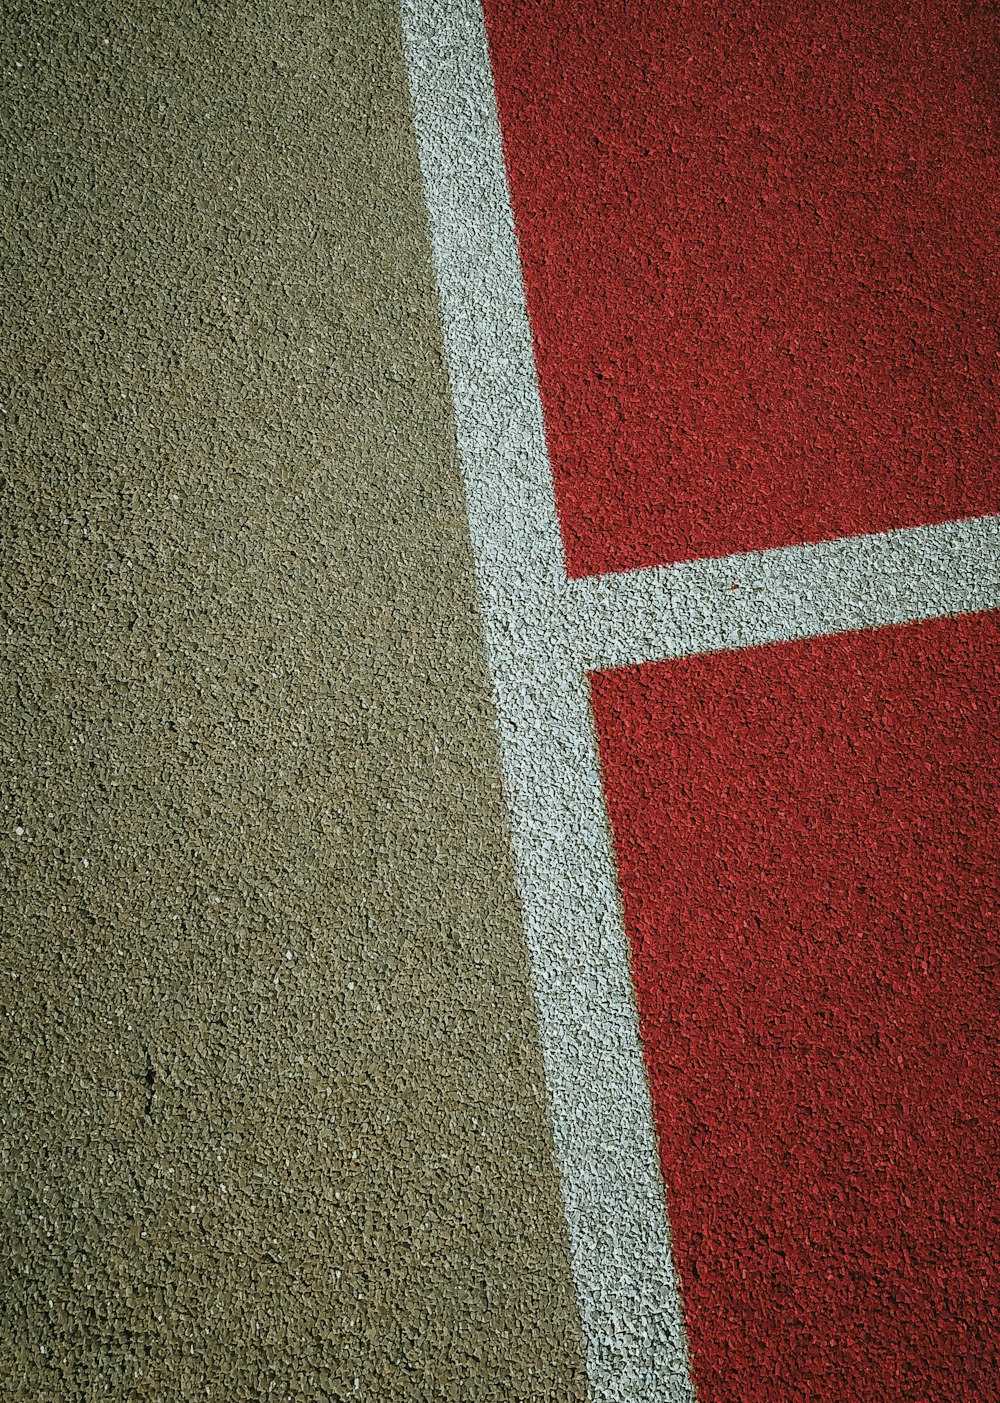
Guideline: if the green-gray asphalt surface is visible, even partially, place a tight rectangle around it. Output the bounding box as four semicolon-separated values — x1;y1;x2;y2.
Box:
1;3;585;1397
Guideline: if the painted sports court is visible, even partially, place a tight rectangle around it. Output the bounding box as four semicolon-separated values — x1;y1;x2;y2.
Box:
4;1;997;1399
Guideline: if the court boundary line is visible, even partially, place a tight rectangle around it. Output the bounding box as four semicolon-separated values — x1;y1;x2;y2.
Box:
399;3;1000;1397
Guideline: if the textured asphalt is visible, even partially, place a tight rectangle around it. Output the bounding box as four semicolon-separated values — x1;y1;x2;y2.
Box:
1;3;586;1398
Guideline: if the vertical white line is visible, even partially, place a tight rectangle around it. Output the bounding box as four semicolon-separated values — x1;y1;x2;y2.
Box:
400;3;696;1399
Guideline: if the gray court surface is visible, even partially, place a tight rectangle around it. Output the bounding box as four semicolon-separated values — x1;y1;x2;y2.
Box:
1;3;585;1398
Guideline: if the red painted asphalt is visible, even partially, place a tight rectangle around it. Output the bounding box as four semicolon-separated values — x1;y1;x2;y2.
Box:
481;2;999;1394
483;0;999;574
592;613;999;1402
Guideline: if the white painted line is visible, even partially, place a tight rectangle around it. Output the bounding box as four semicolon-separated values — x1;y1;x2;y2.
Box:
401;5;695;1398
571;514;1000;673
400;3;1000;1399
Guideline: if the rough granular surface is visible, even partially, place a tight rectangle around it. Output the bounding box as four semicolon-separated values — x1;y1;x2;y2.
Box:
0;3;585;1398
592;614;1000;1401
482;0;999;573
6;1;998;1399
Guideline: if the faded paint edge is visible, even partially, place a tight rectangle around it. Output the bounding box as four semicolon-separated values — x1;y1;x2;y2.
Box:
399;2;697;1400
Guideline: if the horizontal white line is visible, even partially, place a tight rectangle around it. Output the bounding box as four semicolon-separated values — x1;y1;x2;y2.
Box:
570;514;1000;673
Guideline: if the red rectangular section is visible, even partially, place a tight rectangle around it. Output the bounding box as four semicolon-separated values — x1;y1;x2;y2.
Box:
591;613;1000;1401
483;0;999;575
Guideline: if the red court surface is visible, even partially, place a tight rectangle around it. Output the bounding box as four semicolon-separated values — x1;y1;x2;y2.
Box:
591;611;1000;1401
483;0;1000;575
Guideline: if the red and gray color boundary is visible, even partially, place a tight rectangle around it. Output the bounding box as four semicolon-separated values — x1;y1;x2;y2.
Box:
401;2;999;1399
